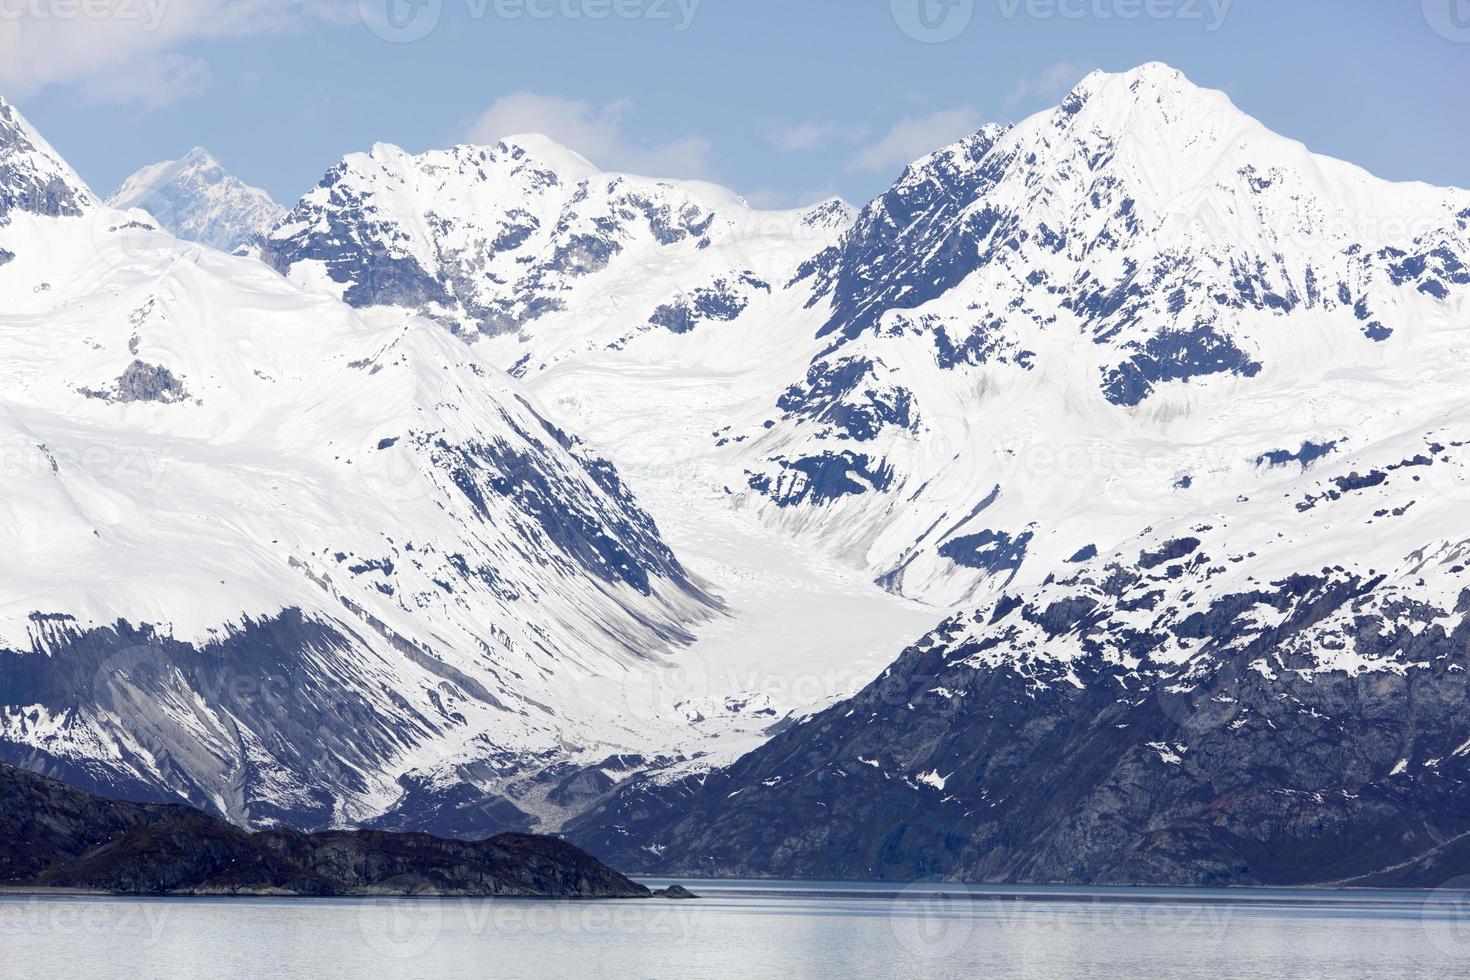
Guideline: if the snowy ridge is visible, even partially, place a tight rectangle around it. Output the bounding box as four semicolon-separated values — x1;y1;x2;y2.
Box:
261;133;853;379
107;147;287;252
0;95;96;225
259;66;1470;619
11;63;1470;872
0;102;743;830
0;98;936;837
733;62;1470;605
257;134;864;577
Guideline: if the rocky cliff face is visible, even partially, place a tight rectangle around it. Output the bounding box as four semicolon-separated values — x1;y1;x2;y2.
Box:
0;97;94;223
570;422;1470;885
0;763;649;897
571;580;1470;886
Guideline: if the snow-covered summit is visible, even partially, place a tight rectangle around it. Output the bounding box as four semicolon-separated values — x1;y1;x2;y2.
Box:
255;63;1470;615
733;61;1470;603
0;97;739;832
260;132;854;374
107;147;286;252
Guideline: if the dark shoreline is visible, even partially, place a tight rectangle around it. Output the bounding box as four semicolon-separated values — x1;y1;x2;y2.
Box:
1;763;651;900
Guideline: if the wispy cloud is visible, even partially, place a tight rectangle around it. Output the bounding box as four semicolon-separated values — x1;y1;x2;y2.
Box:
0;0;351;108
847;106;985;174
768;121;839;154
464;92;714;179
73;52;212;110
1005;60;1088;108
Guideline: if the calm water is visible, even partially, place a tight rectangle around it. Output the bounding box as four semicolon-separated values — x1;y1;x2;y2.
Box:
4;878;1469;978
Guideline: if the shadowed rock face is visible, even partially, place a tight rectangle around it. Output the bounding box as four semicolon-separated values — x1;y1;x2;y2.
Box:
0;762;649;898
569;555;1470;888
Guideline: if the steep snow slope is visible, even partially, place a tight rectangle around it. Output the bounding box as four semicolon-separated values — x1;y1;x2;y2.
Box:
262;65;1470;623
736;62;1470;606
107;148;286;252
0;96;748;832
563;66;1470;883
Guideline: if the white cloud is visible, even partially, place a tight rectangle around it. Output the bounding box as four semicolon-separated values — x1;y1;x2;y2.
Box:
464;92;714;179
1005;60;1087;107
847;106;985;175
0;0;348;108
768;122;836;154
74;52;211;110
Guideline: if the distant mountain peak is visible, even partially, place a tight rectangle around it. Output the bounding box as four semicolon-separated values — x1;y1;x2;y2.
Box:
106;147;285;252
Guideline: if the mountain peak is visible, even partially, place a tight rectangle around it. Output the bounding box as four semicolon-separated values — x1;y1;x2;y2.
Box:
1060;61;1233;130
492;133;603;180
106;147;284;252
1078;60;1192;92
180;146;220;168
0;96;96;222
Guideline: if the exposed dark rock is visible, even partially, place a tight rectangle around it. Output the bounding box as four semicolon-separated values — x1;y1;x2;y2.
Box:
0;762;649;898
746;451;895;507
0;100;90;224
361;775;537;840
78;360;191;405
569;561;1470;888
1101;325;1262;407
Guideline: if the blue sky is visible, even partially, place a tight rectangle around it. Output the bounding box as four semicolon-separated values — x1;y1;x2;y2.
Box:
6;0;1470;209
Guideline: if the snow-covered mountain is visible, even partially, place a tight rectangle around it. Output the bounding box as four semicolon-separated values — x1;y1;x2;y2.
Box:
259;65;1470;623
0;95;734;832
0;94;937;839
732;62;1470;607
557;65;1470;884
11;58;1470;886
258;134;854;372
107;147;286;252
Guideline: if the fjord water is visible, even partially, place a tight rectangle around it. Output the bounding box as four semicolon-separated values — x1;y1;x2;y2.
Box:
3;881;1467;979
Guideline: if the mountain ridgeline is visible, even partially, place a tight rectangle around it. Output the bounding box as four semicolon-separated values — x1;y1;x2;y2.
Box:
6;63;1470;887
0;92;718;838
